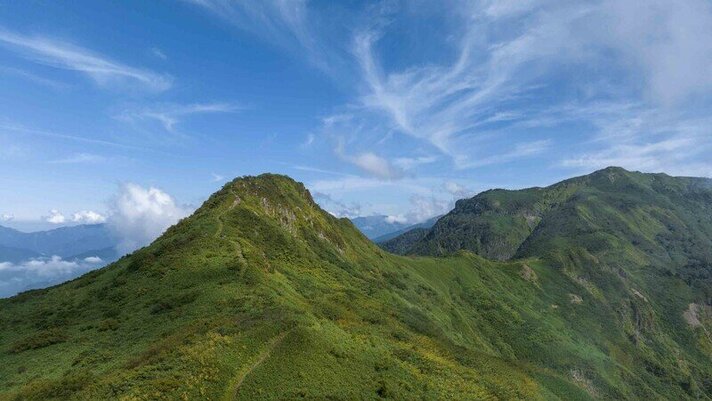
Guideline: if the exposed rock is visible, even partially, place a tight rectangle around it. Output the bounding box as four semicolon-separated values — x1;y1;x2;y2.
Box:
519;264;537;282
684;303;703;327
570;369;599;397
631;289;648;302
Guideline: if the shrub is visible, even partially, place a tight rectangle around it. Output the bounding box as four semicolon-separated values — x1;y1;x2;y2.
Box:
97;318;120;332
10;328;68;353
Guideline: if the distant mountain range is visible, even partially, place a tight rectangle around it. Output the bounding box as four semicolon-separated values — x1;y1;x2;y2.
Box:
351;215;441;241
0;224;118;263
349;215;411;239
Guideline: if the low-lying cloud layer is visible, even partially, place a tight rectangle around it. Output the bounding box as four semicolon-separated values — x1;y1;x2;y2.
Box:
1;183;194;297
0;255;104;298
43;209;107;224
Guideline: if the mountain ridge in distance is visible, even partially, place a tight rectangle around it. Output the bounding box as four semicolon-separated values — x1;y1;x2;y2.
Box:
350;215;412;240
373;215;440;243
0;169;711;400
0;223;117;262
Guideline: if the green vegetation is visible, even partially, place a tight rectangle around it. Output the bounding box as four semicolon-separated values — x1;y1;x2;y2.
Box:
1;169;711;400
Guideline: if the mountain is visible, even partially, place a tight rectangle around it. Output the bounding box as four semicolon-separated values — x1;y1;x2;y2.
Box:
0;245;40;264
0;224;120;297
350;215;411;239
387;167;712;260
0;170;710;400
373;215;440;243
378;226;430;255
0;224;117;260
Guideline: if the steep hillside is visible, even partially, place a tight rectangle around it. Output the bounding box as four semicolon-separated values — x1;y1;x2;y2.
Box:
0;172;710;400
379;227;430;254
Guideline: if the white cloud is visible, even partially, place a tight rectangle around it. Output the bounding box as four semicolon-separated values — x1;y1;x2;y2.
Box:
561;107;712;177
44;209;66;224
0;65;69;90
183;0;329;70
72;210;107;224
117;102;241;133
211;173;225;182
314;0;712;177
83;256;103;264
0;121;143;151
312;191;362;219
344;19;566;169
385;215;407;224
0;256;104;298
0;213;13;222
48;153;105;164
347;152;403;180
302;133;316;147
393;156;437;170
398;194;451;225
309;173;478;225
444;181;473;199
151;47;168;60
593;0;712;105
457;140;551;169
108;183;192;254
42;209;107;225
0;28;172;91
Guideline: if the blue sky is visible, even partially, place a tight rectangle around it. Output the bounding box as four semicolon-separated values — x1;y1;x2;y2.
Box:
2;0;712;232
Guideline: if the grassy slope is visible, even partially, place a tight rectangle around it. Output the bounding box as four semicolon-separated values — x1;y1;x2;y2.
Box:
0;171;710;400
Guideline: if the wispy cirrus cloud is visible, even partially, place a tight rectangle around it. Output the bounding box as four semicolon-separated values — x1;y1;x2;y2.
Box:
340;9;571;169
0;65;69;90
0;28;172;91
457;140;551;169
183;0;330;69
151;47;168;60
48;153;106;164
561;106;712;177
317;0;712;178
0;121;144;151
116;102;242;133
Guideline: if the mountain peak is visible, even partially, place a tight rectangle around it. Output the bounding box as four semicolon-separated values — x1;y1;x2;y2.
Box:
222;173;316;209
150;173;374;275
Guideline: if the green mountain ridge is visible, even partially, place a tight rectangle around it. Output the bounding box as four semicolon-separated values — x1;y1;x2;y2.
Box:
1;169;711;400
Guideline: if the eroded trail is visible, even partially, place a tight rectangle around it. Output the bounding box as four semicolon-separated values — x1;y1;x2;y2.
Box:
224;331;289;401
214;191;246;260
